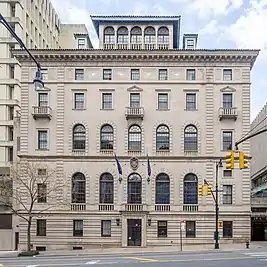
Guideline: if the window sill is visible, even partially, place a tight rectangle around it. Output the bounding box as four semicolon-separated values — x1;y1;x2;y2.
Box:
156;109;170;111
100;108;114;111
72;108;86;111
35;149;49;151
184;108;198;111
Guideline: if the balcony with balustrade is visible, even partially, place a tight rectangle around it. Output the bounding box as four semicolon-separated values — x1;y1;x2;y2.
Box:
125;107;144;120
32;106;52;120
219;107;238;120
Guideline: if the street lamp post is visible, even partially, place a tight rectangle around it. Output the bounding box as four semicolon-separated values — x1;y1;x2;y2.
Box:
215;159;223;249
204;159;223;250
0;13;44;89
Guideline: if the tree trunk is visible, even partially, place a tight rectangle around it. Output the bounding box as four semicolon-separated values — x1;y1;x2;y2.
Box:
27;217;32;251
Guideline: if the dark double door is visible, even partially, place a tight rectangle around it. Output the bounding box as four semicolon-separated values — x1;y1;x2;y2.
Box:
127;219;142;246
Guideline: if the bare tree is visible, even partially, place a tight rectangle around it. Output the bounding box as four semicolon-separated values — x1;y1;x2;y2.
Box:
0;161;67;252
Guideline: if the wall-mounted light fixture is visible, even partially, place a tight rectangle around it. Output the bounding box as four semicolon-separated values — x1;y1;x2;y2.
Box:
116;218;120;226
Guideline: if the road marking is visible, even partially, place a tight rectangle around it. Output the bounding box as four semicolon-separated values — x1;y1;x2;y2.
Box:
123;256;159;262
86;260;100;264
27;265;39;267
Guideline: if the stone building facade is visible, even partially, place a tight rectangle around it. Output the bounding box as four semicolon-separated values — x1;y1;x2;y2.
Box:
12;15;259;250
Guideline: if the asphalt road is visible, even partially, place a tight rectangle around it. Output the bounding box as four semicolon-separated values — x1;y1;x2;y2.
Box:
0;250;267;267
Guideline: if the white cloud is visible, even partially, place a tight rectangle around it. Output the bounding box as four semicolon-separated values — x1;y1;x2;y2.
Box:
50;0;98;48
169;0;244;18
225;0;267;54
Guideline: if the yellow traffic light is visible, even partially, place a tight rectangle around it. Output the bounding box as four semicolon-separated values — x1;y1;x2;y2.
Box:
239;151;249;169
198;184;204;196
206;185;212;196
226;151;235;169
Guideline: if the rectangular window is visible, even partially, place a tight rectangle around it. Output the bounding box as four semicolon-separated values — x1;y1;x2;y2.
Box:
74;93;85;110
102;93;112;109
41;69;48;80
8;86;14;99
223;185;232;204
131;69;140;80
223;69;232;81
36;219;46;236
130;93;140;108
73;220;83;237
158;93;168;110
223;93;233;108
77;38;86;49
38;130;48;150
8;147;13;162
223;221;233;238
222;131;232;151
38;169;47;176
101;220;111;237
223;170;232;177
10;66;14;79
8;126;13;141
186;93;196;110
8;107;14;120
103;69;112;80
186;221;196;238
38;93;48;107
186;69;196;80
158;69;168;80
157;221;167;237
37;183;47;203
186;39;195;49
75;69;84;80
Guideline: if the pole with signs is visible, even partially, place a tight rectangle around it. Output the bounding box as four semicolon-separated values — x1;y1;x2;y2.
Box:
180;220;185;251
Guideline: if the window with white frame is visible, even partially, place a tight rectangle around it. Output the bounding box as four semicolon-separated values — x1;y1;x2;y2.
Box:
103;69;112;80
130;93;140;108
222;93;233;108
74;93;85;110
223;69;232;81
38;130;48;150
75;69;84;80
223;185;232;204
131;69;140;80
186;69;196;80
157;93;168;110
186;39;195;49
102;93;112;109
158;69;168;80
186;93;196;110
38;93;48;107
101;220;111;237
77;38;86;49
222;131;233;151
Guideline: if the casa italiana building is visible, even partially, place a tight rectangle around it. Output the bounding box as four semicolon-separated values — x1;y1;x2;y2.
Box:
12;15;259;250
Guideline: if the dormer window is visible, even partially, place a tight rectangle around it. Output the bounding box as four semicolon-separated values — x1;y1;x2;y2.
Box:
186;39;195;49
77;38;86;49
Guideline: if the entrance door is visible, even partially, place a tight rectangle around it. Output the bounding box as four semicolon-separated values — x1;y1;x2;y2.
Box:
127;219;142;246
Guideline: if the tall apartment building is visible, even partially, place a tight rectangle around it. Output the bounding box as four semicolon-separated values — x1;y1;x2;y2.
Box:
250;103;267;241
12;15;259;250
0;0;91;250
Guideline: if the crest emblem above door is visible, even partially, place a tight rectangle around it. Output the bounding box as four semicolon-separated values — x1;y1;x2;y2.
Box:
130;157;139;171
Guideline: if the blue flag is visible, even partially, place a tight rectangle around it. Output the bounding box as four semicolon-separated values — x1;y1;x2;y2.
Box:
114;153;122;176
147;154;151;177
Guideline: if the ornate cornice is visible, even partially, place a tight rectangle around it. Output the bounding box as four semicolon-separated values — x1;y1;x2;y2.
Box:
12;49;260;69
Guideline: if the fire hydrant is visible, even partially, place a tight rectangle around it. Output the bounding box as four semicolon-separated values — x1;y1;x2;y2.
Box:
246;240;250;249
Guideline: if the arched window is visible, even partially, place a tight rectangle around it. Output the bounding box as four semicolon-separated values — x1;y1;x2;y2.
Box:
117;26;128;44
72;172;86;203
99;173;114;204
144;26;156;44
130;26;142;44
72;124;86;151
100;124;113;150
183;173;198;205
127;173;142;204
156;125;170;151
155;173;170;204
184;125;198;152
104;26;115;44
128;125;141;151
158;27;169;44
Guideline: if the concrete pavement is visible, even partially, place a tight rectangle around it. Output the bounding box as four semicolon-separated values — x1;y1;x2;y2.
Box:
0;249;267;267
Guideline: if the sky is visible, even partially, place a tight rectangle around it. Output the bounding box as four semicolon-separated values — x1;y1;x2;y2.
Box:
50;0;267;122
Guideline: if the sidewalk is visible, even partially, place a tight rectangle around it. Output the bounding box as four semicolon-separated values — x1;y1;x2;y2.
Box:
1;242;266;258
